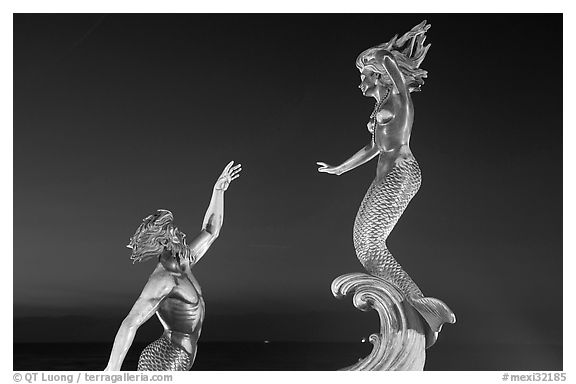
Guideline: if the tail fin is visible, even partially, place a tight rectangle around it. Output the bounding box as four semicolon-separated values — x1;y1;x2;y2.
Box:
410;296;456;349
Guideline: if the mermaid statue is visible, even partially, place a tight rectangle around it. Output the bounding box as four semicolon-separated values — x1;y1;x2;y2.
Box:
104;161;242;371
317;21;455;369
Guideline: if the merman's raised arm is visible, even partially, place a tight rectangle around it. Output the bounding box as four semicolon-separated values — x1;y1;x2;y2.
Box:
187;161;242;264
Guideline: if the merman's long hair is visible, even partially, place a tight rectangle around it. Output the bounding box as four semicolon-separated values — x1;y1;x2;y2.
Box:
127;209;191;263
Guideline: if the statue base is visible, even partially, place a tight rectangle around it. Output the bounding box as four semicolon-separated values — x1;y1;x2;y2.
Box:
331;272;427;371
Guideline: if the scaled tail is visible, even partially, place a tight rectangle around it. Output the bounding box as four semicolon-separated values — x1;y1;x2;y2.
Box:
409;296;456;348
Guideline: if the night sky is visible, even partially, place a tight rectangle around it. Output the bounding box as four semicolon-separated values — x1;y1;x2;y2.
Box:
14;14;562;368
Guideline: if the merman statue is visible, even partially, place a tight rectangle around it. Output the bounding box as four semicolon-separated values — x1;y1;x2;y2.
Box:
105;161;242;371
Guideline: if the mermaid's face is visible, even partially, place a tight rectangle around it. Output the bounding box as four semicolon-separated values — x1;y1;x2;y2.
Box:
359;65;394;102
359;68;379;97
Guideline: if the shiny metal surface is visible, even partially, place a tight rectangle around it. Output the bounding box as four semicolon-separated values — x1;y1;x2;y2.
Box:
332;273;426;371
318;21;455;370
104;161;241;371
137;336;192;371
353;156;423;297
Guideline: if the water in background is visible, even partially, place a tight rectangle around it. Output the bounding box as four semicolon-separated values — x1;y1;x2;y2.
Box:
14;342;562;371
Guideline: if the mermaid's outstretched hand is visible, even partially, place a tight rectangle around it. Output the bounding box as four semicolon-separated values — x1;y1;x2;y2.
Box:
317;162;342;175
215;160;242;191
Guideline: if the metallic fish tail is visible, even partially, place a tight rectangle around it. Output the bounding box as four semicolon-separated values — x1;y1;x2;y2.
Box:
353;157;455;344
353;157;424;298
137;336;192;371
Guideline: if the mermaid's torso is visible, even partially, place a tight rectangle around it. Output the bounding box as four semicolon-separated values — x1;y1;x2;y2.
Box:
371;90;413;156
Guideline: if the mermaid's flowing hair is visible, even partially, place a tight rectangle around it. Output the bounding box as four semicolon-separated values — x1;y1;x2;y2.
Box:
356;20;431;92
127;209;191;263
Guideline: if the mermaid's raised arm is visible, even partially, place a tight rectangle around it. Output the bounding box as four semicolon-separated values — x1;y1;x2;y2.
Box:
104;266;174;371
377;52;408;98
317;139;379;175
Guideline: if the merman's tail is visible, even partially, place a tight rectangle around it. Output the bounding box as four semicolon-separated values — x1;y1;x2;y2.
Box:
137;336;192;371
